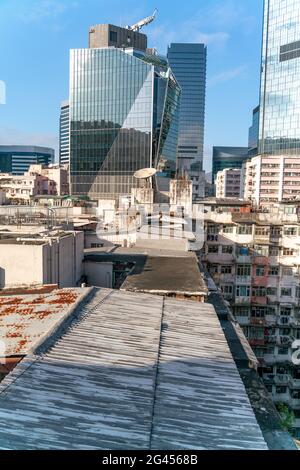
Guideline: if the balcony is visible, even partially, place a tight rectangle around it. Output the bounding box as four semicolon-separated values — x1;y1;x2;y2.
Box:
235;316;250;326
249;338;265;346
251;296;268;305
252;276;268;287
235;275;251;284
252;256;269;265
236;255;252;264
250;317;266;326
234;296;251;305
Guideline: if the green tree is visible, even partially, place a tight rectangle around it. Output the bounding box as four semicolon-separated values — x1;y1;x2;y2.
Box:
276;402;295;434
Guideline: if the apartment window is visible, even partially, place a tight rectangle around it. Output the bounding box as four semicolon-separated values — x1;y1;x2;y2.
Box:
268;307;277;315
280;307;292;316
252;306;267;317
209;265;219;274
236;265;251;276
278;348;289;356
236;285;251;297
255;227;270;236
207;234;219;241
208;225;219;235
281;288;292;297
276;387;287;394
282;267;293;276
279;328;291;336
221;265;232;274
267;287;277;296
252;286;266;297
221;285;233;295
256;265;265;276
270;227;282;237
296;287;300;299
223;225;234;234
283;248;294;256
234;307;250;317
269;266;279;276
208;245;219;253
284;227;297;236
109;31;118;42
269;246;280;256
237;225;252;235
254;245;269;256
222;245;233;254
249;327;264;340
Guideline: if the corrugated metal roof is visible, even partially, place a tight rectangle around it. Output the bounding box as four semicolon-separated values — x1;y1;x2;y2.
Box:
0;289;87;356
0;289;267;450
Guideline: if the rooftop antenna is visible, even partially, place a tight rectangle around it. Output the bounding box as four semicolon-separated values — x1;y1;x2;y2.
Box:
127;9;158;32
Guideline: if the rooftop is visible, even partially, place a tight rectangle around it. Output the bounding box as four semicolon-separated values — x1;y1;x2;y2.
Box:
0;288;86;357
85;248;208;298
0;288;267;450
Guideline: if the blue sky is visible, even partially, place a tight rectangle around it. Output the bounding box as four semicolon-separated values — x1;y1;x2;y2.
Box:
0;0;263;171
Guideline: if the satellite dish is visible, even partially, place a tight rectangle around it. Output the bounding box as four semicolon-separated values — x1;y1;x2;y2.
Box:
134;168;157;179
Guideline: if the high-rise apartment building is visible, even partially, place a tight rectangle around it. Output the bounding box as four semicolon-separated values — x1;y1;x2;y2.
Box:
241;155;300;206
259;0;300;155
215;168;242;199
59;101;70;167
203;200;300;438
69;34;181;199
167;43;207;172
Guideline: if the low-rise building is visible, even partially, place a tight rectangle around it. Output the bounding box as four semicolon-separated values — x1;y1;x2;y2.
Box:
0;164;69;204
0;287;269;450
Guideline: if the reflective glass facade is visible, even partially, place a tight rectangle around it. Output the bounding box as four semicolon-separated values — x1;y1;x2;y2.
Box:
69;48;180;199
59;101;70;166
0;146;54;175
167;43;207;172
248;105;260;156
259;0;300;155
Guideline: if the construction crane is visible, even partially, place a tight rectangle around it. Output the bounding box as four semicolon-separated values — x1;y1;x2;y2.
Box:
127;9;158;32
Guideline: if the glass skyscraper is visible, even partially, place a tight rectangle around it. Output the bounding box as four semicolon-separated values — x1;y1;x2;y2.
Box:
59;101;70;166
69;47;180;199
259;0;300;155
167;43;207;172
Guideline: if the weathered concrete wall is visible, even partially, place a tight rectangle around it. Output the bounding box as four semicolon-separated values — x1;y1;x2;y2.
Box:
84;261;113;288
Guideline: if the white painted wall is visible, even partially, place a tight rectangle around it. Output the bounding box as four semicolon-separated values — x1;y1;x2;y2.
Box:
0;232;84;289
0;244;44;288
84;261;113;288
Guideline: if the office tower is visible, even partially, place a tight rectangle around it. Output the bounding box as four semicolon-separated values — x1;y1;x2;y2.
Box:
59;101;70;166
259;0;300;155
248;105;260;156
0;146;54;175
69;43;181;199
212;146;249;184
167;43;207;172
